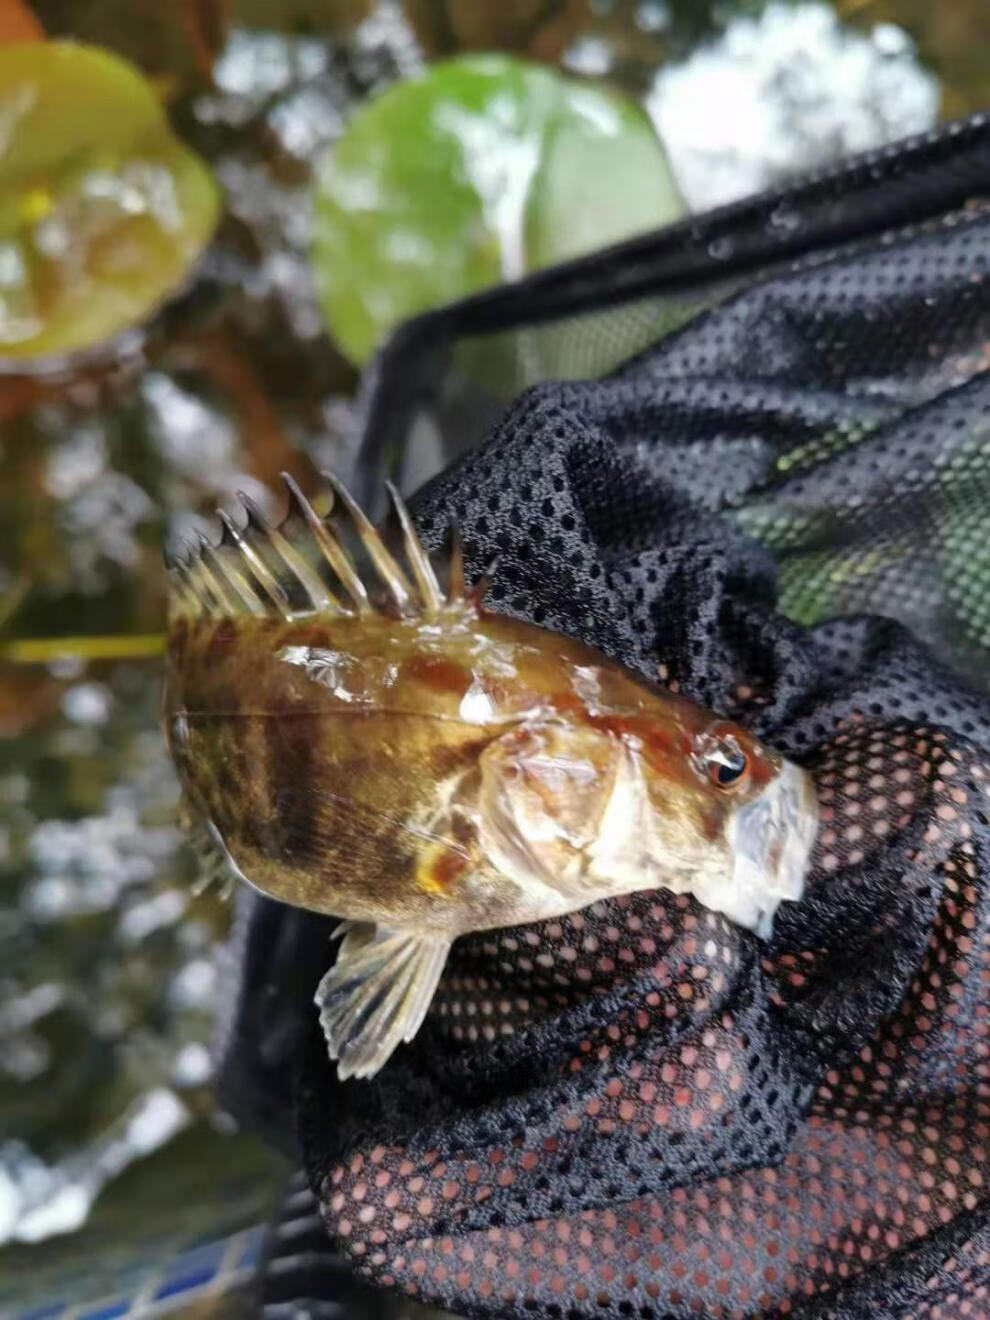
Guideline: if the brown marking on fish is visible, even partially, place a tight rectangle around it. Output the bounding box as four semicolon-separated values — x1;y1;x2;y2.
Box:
169;616;190;652
281;621;337;650
206;619;238;662
405;655;472;696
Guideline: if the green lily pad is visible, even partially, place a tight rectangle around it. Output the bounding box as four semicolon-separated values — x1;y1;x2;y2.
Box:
312;54;685;365
0;41;220;362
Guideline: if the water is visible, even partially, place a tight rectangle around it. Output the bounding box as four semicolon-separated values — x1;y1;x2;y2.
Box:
0;0;986;1313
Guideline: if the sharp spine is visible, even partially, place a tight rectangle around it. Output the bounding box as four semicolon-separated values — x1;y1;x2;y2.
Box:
238;490;341;614
447;526;466;601
280;472;370;614
217;510;290;617
470;555;499;609
170;549;204;614
385;480;443;612
324;471;414;614
199;531;265;615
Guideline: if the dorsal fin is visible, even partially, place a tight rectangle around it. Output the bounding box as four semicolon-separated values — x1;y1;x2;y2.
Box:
165;472;477;624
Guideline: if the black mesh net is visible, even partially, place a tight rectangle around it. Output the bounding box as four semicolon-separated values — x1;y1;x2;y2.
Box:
218;113;990;1318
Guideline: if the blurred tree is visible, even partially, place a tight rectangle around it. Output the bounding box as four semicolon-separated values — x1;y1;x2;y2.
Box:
0;0;44;41
845;0;990;118
234;0;370;34
400;0;778;75
30;0;228;90
402;0;590;63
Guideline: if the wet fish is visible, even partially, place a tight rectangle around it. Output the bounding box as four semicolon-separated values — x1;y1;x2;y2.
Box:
163;474;818;1080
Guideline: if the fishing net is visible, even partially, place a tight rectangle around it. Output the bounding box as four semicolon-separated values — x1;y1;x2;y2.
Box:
218;112;990;1318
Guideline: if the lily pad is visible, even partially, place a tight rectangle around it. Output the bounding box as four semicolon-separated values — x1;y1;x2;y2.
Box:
312;54;684;365
0;41;220;362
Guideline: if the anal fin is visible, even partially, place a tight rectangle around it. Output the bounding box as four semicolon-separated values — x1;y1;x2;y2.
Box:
314;922;450;1081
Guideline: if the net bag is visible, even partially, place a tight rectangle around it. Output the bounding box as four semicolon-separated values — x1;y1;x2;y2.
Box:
218;113;990;1319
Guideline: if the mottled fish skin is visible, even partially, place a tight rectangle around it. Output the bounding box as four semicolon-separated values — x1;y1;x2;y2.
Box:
162;474;818;1078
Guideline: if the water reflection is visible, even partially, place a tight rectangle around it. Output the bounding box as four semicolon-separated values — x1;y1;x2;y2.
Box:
649;1;938;209
2;1088;190;1244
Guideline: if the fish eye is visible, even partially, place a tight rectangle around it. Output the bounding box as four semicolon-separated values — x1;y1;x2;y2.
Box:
705;738;749;790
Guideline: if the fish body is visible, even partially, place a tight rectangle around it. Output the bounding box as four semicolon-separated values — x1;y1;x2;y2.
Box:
163;474;818;1079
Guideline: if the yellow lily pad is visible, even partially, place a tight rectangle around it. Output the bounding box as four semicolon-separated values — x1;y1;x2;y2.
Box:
0;41;220;362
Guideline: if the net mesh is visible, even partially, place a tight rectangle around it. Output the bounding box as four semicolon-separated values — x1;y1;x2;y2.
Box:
214;113;990;1318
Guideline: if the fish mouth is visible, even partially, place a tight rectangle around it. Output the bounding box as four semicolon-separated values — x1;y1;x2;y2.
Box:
728;761;819;939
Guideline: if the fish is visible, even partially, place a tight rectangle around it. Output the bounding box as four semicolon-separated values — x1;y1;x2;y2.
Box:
162;472;818;1081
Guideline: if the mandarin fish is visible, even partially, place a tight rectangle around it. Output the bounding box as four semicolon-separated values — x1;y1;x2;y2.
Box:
163;473;818;1080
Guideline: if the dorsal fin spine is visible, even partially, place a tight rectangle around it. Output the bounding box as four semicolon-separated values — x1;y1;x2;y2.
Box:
386;480;443;612
324;471;413;614
217;510;289;617
199;533;264;615
166;472;488;627
447;526;466;602
171;554;206;615
237;491;339;614
469;555;499;610
281;472;371;614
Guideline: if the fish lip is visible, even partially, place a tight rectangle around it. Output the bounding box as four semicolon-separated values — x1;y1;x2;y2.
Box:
728;761;819;939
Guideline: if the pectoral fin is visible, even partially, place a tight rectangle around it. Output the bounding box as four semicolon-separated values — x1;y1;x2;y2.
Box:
314;922;450;1081
183;810;238;901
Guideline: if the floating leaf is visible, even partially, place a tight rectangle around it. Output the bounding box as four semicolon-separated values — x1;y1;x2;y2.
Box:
0;41;220;361
312;54;684;365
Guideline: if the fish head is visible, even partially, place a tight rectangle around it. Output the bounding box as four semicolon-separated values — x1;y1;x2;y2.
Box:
475;694;818;938
635;712;819;937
